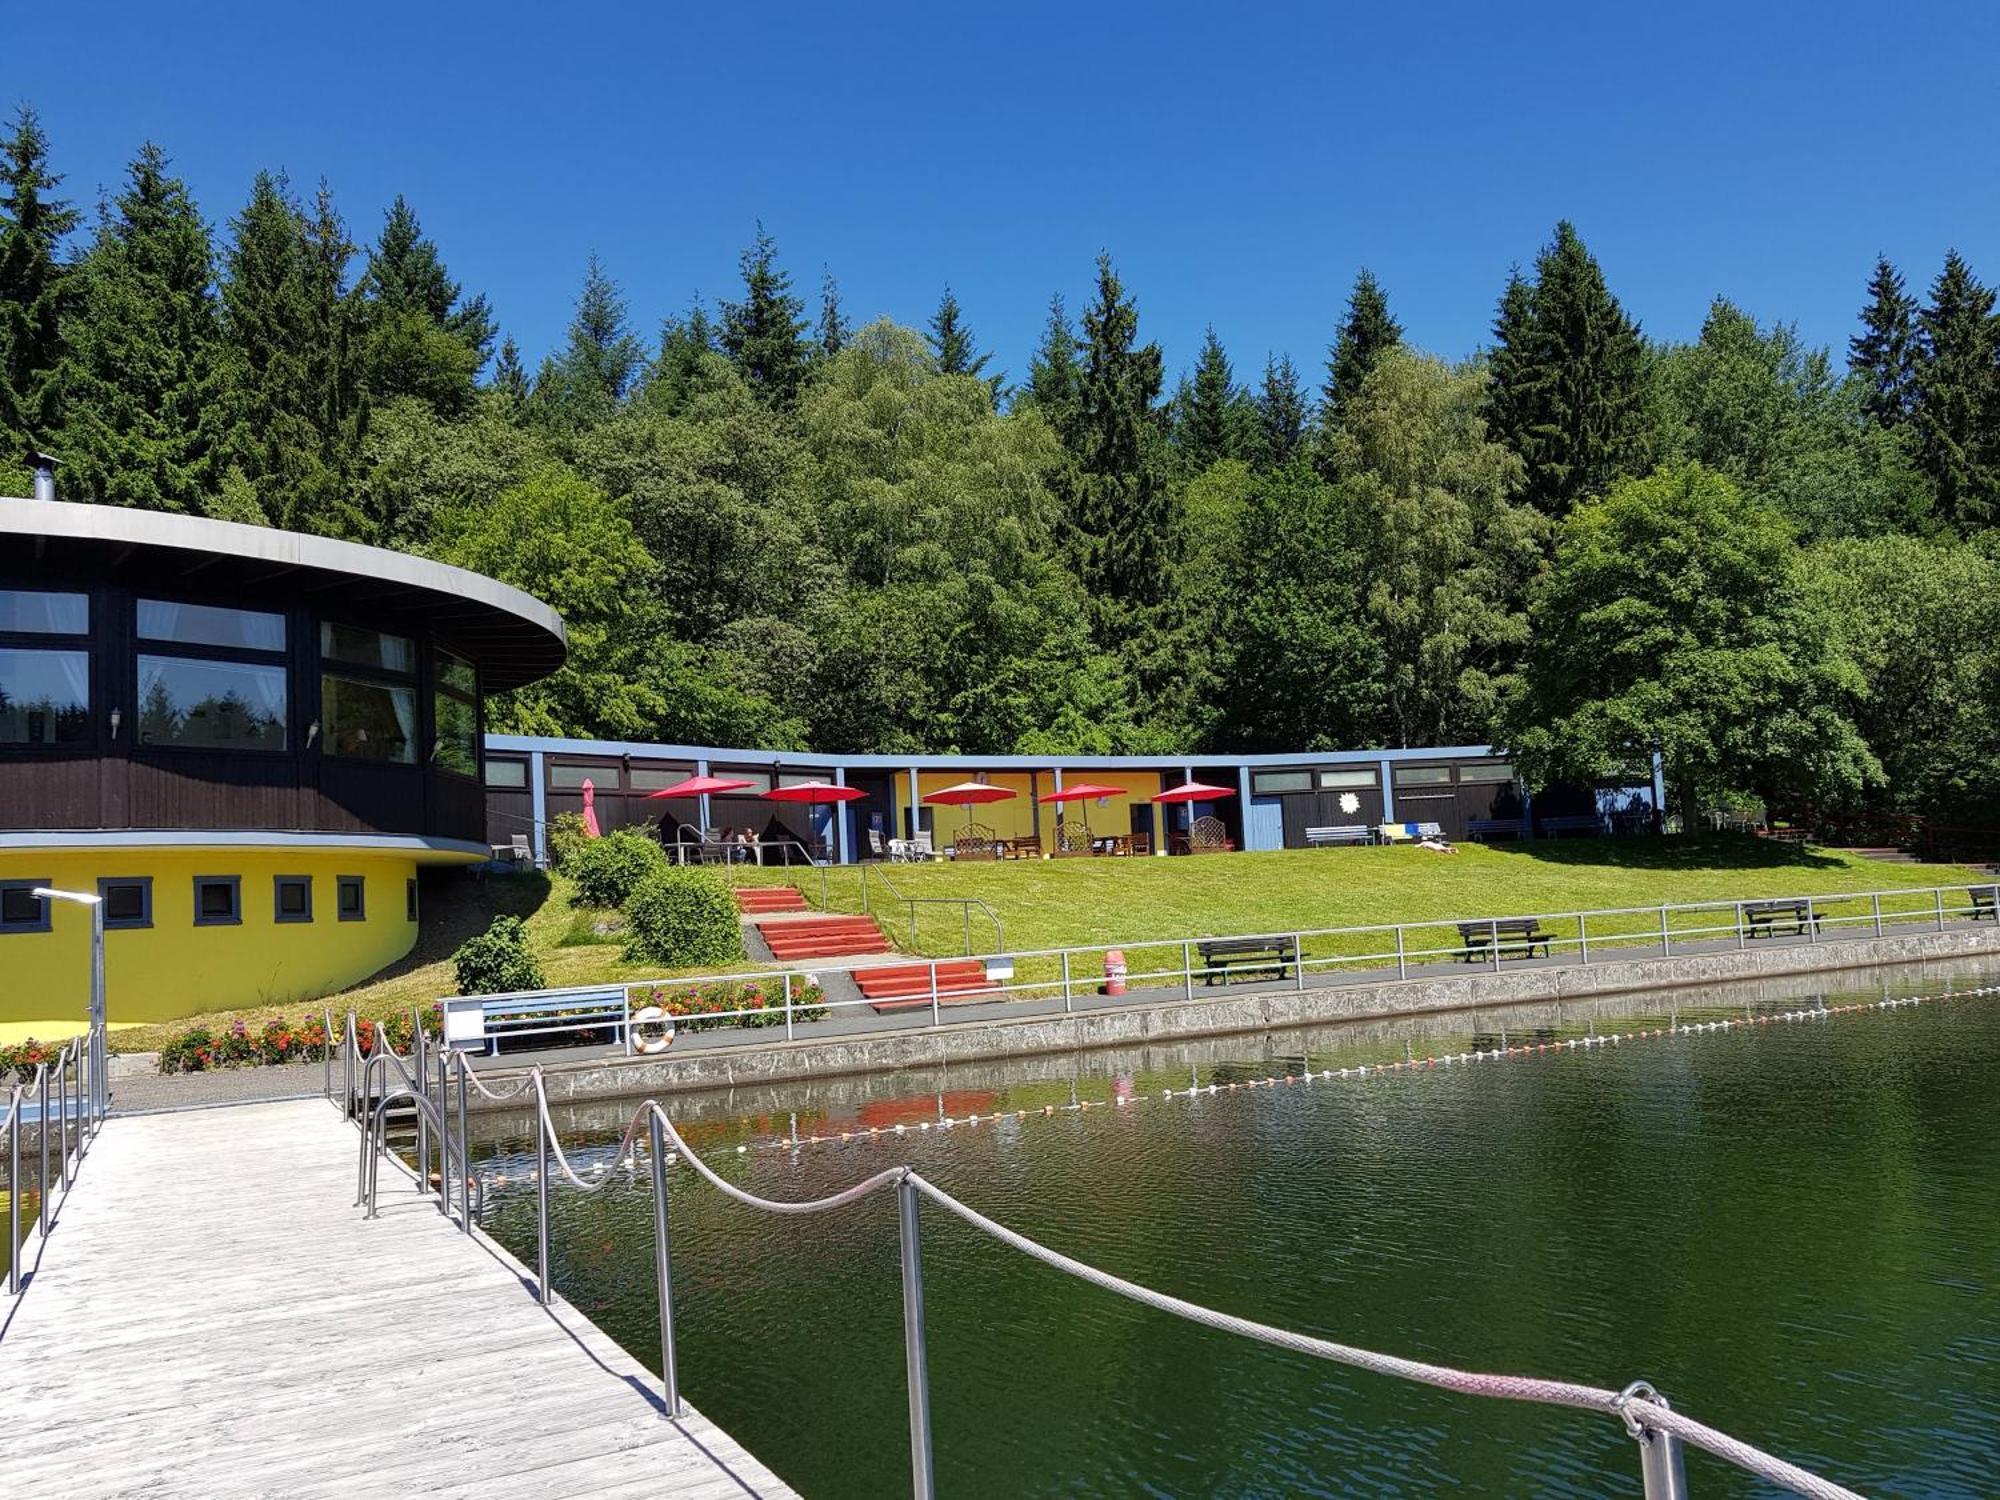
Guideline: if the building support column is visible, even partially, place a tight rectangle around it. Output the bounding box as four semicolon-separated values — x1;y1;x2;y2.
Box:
908;765;921;840
697;757;711;836
1380;758;1396;823
530;750;548;865
834;766;852;864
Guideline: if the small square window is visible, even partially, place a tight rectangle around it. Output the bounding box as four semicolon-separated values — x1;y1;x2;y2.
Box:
274;875;312;923
337;875;365;921
99;877;153;930
406;878;419;922
194;876;241;926
0;880;51;934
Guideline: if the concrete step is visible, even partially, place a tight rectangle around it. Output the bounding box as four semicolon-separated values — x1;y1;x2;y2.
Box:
735;886;809;913
857;960;994;1009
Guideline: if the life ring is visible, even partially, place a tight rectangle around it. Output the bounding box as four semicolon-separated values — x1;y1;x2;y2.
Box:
631;1005;675;1055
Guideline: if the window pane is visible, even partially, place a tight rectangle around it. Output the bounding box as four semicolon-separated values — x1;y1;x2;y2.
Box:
436;650;475;696
138;599;285;652
104;882;147;923
1393;765;1454;786
1251;771;1312;795
1;886;45;927
0;589;88;634
713;771;772;794
483;759;527;789
138;655;287;750
197;880;238;920
550;763;615;789
1457;763;1516;784
628;766;693;791
1318;768;1378;789
276;878;310;918
322;673;415;763
319;621;413;674
0;648;90;744
433;691;476;775
338;877;364;918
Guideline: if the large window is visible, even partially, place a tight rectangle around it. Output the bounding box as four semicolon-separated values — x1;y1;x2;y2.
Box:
0;589;88;634
484;758;527;789
322;673;415;762
1457;762;1517;784
137;655;287;749
433;649;477;777
138;599;284;652
628;765;694;791
550;763;614;790
321;622;414;674
1251;770;1313;795
0;648;89;744
1318;768;1379;790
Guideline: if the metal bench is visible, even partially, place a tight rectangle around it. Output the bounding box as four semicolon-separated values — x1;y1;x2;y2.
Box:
1536;814;1602;838
1195;935;1298;985
1305;825;1373;847
1742;899;1816;938
443;986;628;1056
1969;886;1997;921
1457;917;1553;961
1466;818;1527;841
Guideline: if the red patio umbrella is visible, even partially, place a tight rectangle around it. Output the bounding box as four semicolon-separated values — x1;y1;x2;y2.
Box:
580;778;602;838
1038;781;1128;838
761;781;866;804
1150;780;1235;804
642;773;757;799
922;780;1018;835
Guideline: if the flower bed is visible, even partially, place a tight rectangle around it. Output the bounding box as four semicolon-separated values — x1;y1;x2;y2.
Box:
2;1037;66;1084
155;1006;442;1074
632;979;829;1033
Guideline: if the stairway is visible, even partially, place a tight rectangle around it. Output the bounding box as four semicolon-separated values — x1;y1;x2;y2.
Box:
854;959;994;1012
754;914;894;961
735;885;809;915
1835;846;1919;864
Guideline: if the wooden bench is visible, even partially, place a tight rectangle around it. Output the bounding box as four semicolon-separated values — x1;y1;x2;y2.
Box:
1195;935;1298;985
443;986;628;1056
1466;818;1527;841
1457;917;1553;961
1742;899;1816;938
1305;825;1373;847
1970;886;1997;921
1536;814;1602;838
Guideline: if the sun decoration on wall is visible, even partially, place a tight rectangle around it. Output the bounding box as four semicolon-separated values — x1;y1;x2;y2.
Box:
1339;792;1360;815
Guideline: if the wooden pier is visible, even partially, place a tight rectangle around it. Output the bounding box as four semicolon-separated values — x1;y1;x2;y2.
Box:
0;1097;799;1499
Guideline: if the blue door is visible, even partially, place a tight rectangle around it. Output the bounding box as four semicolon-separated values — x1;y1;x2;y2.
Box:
1248;797;1285;852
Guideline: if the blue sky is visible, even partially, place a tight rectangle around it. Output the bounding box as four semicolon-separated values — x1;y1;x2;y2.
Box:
9;2;1999;390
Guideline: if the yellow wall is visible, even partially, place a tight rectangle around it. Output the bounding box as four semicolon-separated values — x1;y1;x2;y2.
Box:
0;846;427;1037
912;770;1168;852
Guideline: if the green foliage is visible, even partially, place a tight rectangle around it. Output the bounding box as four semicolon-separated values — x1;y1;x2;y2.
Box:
564;827;669;909
546;811;591;871
1251;353;1307;469
0;105;79;454
1911;251;1999;530
452;915;546;995
1504;462;1878;812
622;867;745;968
356;194;493;416
531;255;645;430
1849;256;1919;429
1321;268;1401;428
719;225;809;408
926;285;993;387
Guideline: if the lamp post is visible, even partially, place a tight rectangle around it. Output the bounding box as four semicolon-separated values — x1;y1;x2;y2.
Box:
33;888;106;1123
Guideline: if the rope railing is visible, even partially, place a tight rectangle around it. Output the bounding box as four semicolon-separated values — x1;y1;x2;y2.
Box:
5;1018;108;1305
342;1027;1875;1500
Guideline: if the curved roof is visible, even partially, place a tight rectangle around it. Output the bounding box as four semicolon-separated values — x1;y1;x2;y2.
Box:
1;495;566;689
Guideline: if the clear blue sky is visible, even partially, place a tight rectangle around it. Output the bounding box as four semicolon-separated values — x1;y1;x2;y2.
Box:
10;2;1999;389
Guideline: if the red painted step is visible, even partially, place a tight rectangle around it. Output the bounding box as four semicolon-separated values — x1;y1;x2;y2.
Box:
755;914;893;960
856;960;995;1011
735;886;809;914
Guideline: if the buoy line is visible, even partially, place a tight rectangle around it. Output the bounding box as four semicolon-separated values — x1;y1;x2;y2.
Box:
474;983;1998;1184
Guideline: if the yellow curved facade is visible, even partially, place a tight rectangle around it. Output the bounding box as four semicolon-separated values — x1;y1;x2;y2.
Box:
0;842;479;1041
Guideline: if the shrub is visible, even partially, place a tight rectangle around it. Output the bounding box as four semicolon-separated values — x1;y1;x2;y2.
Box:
566;827;669;909
454;915;546;995
632;979;827;1032
1;1037;62;1084
623;867;744;968
546;811;590;870
156;1009;434;1073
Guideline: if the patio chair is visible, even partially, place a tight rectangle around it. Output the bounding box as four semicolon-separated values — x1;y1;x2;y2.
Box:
868;828;887;859
1129;831;1152;856
1187;815;1234;854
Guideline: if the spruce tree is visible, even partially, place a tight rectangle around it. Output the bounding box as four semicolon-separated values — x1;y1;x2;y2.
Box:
1322;268;1401;423
1019;293;1082;437
927;285;992;379
718;225;808;407
357;194;494;413
1252;353;1307;468
1849;255;1919;428
490;335;529;413
58;143;221;511
534;254;644;428
0;106;78;457
642;299;720;414
1912;250;1999;529
814;268;848;363
1174;325;1239;472
1481;222;1649;519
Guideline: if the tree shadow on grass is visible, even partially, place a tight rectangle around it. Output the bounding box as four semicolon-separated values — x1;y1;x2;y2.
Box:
359;868;554;988
1487;832;1848;873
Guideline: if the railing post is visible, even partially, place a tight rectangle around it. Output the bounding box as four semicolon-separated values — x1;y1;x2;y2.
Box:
1807;899;1819;943
1659;905;1670;957
435;1044;451;1222
1734;902;1745;950
1935;887;1945;932
1061;950;1073;1014
648;1110;682;1417
455;1053;471;1235
535;1079;552;1306
1872;891;1883;938
897;1173;936;1500
59;1047;72;1191
7;1088;19;1295
1489;918;1501;973
783;972;795;1042
929;962;940;1028
962;904;971;956
38;1065;51;1234
1395;925;1407;981
1577;913;1590;965
1293;933;1305;990
1628;1394;1690;1500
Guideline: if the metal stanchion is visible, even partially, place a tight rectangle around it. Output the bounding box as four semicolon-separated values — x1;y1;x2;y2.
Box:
1183;941;1194;1000
38;1066;50;1233
648;1111;682;1416
1659;906;1671;957
7;1088;19;1295
1577;913;1591;965
897;1174;935;1500
1735;902;1745;950
783;973;794;1042
535;1078;552;1306
1621;1384;1689;1500
455;1053;471;1235
1293;933;1305;990
1061;950;1072;1013
1396;925;1407;980
1489;918;1501;973
929;962;940;1027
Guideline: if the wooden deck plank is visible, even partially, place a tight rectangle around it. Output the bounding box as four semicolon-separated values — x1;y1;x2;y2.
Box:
0;1098;799;1499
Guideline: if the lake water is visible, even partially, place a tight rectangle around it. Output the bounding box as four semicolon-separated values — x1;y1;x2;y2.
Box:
468;958;2000;1497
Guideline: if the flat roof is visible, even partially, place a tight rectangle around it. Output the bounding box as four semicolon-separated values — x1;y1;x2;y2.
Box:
2;495;566;690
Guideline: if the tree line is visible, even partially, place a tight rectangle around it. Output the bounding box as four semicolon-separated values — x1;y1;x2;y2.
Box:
3;107;1996;826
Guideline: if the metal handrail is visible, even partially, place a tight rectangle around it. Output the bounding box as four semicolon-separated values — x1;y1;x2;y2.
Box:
5;1018;107;1304
458;1065;1864;1500
859;863;1005;954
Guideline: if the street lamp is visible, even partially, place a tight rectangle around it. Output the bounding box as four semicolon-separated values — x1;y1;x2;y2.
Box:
32;887;105;1122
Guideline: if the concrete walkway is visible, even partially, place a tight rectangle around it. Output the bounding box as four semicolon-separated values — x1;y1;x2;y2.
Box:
0;1099;798;1500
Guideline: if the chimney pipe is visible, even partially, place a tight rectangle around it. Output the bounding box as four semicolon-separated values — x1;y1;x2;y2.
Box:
29;451;59;503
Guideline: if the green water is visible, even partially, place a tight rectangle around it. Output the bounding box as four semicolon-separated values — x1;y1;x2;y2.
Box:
472;963;2000;1497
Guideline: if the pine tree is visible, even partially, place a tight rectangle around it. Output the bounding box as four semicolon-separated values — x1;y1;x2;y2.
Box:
1322;268;1401;423
490;335;529;413
1912;250;1999;529
1173;325;1239;472
533;254;644;428
814;268;848;363
357;194;494;413
1019;293;1082;436
927;284;993;381
1481;222;1649;519
1071;254;1173;618
642;298;720;414
718;225;808;407
57;143;221;511
1252;353;1307;468
1849;256;1919;429
0;106;78;457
